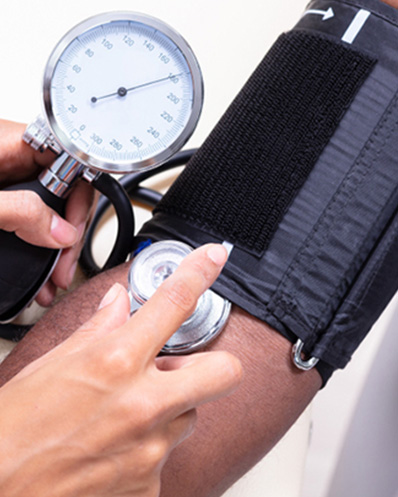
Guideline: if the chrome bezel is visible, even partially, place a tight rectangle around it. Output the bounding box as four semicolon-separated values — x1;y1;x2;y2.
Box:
42;11;203;174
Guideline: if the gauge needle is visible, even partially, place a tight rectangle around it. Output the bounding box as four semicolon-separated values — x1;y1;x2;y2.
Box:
91;73;183;103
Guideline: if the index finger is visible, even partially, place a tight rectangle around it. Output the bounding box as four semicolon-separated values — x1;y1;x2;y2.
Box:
119;243;228;363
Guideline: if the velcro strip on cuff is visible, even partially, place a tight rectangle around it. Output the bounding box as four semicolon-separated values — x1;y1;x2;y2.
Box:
155;31;376;254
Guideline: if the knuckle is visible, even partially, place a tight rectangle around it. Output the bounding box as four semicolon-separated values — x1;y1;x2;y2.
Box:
163;279;197;314
143;439;168;469
128;440;167;480
98;345;132;376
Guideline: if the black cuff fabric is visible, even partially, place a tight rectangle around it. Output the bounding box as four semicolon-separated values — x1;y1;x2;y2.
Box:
135;0;398;385
156;30;375;255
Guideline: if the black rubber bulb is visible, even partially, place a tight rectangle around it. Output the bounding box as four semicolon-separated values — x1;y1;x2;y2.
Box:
0;179;66;322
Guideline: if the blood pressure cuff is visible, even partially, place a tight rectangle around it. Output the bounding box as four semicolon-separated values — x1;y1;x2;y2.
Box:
135;0;398;384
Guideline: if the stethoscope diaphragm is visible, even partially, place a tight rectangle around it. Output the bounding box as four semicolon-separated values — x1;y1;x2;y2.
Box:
128;240;231;354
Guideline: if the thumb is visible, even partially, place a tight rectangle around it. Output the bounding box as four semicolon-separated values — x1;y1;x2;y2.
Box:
0;190;77;248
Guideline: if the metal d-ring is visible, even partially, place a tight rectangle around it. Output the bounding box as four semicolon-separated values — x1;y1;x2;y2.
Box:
292;339;319;371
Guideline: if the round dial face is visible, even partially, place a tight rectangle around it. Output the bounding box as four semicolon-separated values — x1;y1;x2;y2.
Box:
43;13;203;173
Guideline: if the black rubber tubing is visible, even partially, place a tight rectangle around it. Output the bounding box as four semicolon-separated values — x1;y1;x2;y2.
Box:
87;172;135;274
79;149;196;276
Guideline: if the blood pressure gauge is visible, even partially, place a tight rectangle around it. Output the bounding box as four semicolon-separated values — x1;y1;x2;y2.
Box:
0;12;203;323
37;11;203;174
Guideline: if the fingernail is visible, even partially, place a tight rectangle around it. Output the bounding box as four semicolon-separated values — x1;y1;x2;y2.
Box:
98;283;123;310
51;215;78;246
207;244;228;267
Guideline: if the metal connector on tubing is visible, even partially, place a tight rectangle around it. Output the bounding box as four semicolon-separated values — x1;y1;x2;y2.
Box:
39;152;84;197
292;339;319;371
23;115;63;155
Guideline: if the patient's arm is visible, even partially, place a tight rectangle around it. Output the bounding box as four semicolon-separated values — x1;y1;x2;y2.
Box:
0;261;321;497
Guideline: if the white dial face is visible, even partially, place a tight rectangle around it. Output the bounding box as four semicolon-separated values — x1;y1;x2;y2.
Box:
46;15;202;172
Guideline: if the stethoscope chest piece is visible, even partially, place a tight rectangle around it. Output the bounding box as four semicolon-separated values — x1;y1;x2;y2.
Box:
128;240;231;354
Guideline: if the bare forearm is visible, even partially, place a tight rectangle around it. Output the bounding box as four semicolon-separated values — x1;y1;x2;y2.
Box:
161;308;321;497
0;265;321;497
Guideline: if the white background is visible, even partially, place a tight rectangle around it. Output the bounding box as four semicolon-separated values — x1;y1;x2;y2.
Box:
0;1;396;497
